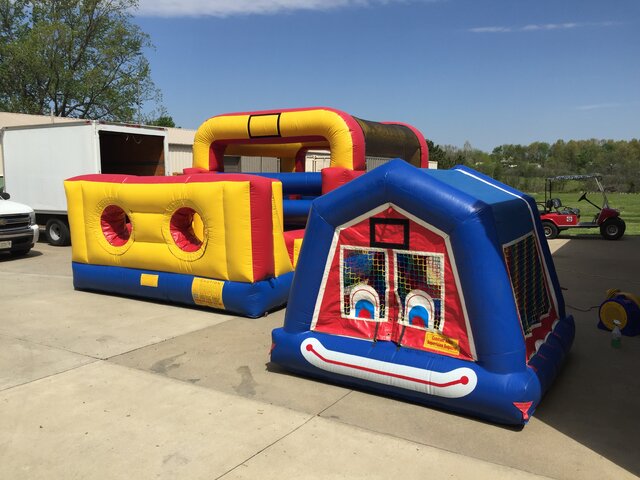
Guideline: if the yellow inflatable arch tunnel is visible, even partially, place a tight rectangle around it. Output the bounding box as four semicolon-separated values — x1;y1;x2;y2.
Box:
192;107;429;172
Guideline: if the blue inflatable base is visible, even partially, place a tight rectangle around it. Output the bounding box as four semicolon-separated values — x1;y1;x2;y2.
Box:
72;262;294;318
271;315;574;425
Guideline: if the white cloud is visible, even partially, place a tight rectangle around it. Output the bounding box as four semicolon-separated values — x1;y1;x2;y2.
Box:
470;21;618;33
521;22;578;31
136;0;431;17
468;26;512;33
576;103;622;111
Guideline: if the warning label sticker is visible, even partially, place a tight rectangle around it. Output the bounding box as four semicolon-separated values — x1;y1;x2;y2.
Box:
191;277;225;309
424;332;460;356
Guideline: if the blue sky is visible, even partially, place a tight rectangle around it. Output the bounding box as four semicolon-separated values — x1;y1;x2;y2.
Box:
134;0;640;152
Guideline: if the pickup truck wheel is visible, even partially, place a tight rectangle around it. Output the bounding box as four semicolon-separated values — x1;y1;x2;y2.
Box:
46;219;71;246
600;218;626;240
542;221;559;239
10;247;31;256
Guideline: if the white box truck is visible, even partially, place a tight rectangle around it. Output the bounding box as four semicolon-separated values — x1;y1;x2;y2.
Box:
1;121;169;245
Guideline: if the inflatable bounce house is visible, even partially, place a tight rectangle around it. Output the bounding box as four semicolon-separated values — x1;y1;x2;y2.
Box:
64;107;428;316
271;160;575;425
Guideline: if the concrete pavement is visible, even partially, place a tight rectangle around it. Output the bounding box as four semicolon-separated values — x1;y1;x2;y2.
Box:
0;237;638;479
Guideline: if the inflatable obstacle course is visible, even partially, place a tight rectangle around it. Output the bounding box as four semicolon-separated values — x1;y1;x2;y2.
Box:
65;173;293;317
271;160;574;426
65;107;429;317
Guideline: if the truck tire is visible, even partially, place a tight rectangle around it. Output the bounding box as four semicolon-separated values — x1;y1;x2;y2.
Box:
542;221;559;240
46;218;71;246
600;218;625;240
10;247;31;256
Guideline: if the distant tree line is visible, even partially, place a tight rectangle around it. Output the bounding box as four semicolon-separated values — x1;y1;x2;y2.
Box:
428;139;640;193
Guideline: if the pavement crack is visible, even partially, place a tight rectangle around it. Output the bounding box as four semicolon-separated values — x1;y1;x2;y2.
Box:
317;390;353;416
0;360;100;393
215;390;354;479
214;413;317;480
0;333;102;361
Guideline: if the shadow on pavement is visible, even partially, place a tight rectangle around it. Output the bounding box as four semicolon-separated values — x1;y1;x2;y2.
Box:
536;236;640;476
0;249;43;262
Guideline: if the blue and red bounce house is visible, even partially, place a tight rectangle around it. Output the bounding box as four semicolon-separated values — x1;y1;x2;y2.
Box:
271;160;574;426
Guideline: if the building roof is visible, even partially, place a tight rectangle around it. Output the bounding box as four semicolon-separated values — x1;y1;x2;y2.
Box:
0;111;196;146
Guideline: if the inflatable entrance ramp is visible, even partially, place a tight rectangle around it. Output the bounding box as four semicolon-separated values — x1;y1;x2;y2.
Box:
65;173;293;317
271;160;574;425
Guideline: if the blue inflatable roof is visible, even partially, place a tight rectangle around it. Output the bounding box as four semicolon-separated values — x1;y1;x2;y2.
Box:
311;161;540;246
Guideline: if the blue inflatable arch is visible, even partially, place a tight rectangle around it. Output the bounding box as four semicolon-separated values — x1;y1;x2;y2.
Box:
271;160;574;425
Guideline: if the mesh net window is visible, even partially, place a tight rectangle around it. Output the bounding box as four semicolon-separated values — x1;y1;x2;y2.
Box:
342;247;387;318
396;252;444;329
503;234;550;335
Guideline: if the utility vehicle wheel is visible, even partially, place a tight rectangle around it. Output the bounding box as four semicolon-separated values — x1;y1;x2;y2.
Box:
542;221;559;240
10;247;31;256
46;218;71;246
600;218;626;241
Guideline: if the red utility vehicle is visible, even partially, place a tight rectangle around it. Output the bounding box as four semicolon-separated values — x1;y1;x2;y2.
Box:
538;174;625;240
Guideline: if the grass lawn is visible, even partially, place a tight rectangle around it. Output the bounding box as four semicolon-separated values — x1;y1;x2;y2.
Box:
529;192;640;236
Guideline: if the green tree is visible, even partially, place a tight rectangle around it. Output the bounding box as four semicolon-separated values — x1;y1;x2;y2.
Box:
439;144;463;169
526;142;550;167
426;139;446;166
0;0;161;121
421;138;639;193
146;115;176;128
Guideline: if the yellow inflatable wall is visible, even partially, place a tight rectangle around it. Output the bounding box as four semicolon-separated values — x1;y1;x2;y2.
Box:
65;173;293;283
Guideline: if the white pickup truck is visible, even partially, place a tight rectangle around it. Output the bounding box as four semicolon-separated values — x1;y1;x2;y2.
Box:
0;190;39;256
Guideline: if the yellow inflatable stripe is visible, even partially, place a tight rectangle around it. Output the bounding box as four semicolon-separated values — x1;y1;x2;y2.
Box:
293;238;303;268
192;214;205;241
279;110;355;169
223;181;254;282
140;273;159;287
248;114;280;138
193;115;248;170
188;180;228;280
64;181;89;263
271;183;294;275
272;181;284;229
